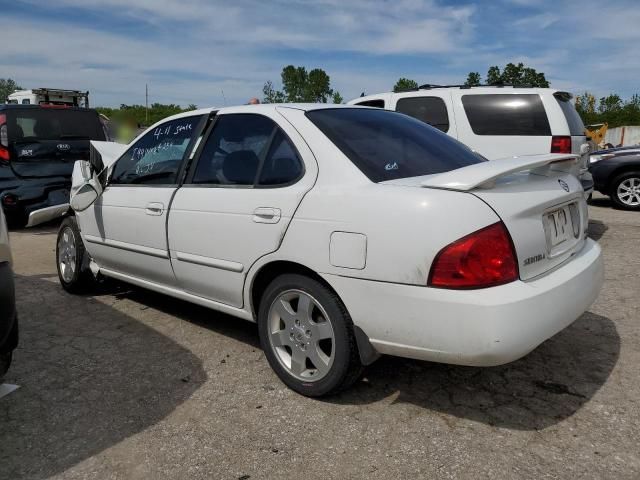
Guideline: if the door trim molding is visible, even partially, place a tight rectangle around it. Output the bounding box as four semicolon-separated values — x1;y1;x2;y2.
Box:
174;251;244;273
84;234;168;259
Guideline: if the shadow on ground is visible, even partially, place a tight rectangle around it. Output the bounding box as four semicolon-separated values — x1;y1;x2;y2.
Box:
0;275;207;480
101;282;619;433
588;219;609;241
331;312;618;430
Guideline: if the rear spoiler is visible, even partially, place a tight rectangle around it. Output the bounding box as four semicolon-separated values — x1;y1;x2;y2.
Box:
421;154;579;191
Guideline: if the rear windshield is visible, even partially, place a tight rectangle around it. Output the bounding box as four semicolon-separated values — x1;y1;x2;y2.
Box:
7;109;105;143
555;97;585;136
461;94;551;136
306;108;484;182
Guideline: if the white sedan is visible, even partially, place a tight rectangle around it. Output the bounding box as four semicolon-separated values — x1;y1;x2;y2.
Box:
58;104;604;396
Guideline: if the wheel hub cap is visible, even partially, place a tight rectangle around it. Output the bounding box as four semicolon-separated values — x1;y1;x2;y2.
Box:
618;178;640;206
267;289;335;382
57;227;77;283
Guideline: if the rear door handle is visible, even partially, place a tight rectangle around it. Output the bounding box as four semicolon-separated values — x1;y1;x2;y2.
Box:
145;202;164;216
253;207;281;224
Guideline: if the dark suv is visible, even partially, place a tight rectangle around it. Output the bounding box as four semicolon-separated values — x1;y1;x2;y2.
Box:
0;105;106;227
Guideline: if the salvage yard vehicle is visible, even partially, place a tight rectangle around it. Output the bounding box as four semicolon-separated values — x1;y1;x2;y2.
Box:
0;207;18;378
57;104;603;396
0;104;106;227
590;146;640;210
349;85;593;196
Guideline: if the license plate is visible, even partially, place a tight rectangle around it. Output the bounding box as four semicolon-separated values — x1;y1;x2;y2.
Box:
544;205;575;248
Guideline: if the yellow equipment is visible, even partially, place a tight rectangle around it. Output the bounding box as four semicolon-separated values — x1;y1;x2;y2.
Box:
585;123;608;147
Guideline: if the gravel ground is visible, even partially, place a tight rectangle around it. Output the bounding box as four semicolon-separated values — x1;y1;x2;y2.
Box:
1;192;638;479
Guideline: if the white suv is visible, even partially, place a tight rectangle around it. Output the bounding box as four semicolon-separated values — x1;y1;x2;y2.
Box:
348;86;592;193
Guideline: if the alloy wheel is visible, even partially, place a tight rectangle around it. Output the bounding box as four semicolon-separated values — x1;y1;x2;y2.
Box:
617;177;640;207
267;289;335;382
57;226;77;283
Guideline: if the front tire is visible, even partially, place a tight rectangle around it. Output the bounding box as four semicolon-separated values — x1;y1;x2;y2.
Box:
258;274;363;397
56;216;95;293
610;172;640;211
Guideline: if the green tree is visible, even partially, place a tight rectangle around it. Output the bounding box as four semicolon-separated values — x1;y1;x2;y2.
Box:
598;94;623;115
262;80;285;104
474;63;550;87
464;72;481;86
393;78;418;92
95;103;195;127
262;65;342;104
332;91;344;104
0;78;23;102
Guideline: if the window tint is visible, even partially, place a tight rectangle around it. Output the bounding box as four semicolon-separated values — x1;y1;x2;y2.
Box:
461;94;551;136
306;108;483;183
396;96;449;132
355;99;385;108
192;114;303;186
555;96;585;136
111;115;202;185
9;109;105;142
258;129;303;185
21;99;30;105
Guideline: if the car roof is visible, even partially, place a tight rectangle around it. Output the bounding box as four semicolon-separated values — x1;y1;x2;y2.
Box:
159;103;366;122
351;86;562;103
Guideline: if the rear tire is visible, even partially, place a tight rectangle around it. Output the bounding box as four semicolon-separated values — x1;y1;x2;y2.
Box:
56;216;95;294
258;274;363;397
610;172;640;211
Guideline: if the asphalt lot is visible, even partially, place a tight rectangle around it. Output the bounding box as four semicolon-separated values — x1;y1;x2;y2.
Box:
1;192;639;479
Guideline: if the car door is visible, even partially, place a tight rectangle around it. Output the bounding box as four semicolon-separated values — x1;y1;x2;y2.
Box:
168;111;317;308
78;114;205;285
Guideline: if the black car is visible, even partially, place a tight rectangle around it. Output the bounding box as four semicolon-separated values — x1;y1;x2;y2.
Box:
589;146;640;210
0;105;106;227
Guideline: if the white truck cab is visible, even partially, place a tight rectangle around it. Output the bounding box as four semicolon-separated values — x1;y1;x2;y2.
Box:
7;88;89;108
349;85;592;193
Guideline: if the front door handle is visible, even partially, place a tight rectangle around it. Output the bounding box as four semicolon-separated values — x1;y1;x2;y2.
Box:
145;202;164;216
253;207;281;224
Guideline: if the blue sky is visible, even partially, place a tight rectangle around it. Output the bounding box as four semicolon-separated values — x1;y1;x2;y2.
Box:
1;0;638;107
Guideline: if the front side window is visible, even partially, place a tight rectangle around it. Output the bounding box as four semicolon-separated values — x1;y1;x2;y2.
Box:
110;115;202;185
396;96;449;132
306;108;483;183
191;114;303;187
461;94;551;136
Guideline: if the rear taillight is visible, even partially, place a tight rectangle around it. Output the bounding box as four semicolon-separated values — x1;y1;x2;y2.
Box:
551;135;571;154
428;222;519;289
0;113;9;162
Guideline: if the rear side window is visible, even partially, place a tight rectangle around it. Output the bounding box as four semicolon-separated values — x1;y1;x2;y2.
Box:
461;94;551;136
191;114;303;187
555;95;585;136
8;109;106;142
396;96;449;132
355;99;385;108
306;108;483;183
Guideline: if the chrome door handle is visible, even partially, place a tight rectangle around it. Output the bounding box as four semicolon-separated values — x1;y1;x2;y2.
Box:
145;202;164;216
253;207;281;224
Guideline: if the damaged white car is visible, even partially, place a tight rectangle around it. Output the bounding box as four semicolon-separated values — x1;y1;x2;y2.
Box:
56;104;603;396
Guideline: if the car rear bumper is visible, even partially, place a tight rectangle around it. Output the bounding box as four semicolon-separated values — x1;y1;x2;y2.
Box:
322;238;603;366
1;178;70;226
0;261;18;353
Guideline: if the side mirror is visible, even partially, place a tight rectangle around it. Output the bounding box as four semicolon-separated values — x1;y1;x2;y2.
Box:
70;183;99;212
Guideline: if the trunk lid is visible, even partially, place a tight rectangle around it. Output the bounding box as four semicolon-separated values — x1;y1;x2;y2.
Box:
386;154;589;280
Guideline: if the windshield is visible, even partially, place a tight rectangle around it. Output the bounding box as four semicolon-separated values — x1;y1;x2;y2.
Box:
8;109;105;143
306;108;484;182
